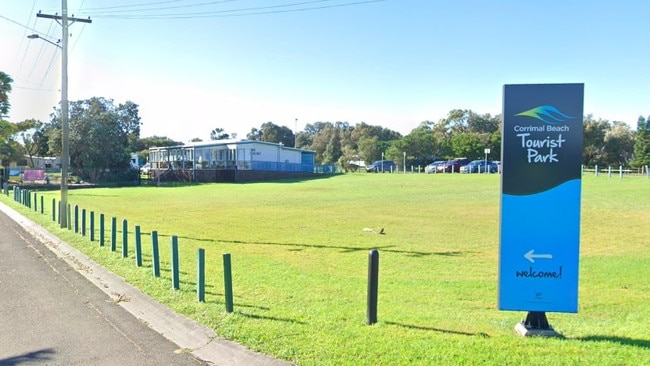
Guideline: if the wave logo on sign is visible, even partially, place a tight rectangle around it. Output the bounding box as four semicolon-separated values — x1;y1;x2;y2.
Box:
515;105;574;125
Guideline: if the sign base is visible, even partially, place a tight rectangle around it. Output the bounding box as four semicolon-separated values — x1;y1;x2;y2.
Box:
514;312;563;338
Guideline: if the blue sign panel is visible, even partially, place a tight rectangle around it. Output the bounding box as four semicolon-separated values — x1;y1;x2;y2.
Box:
499;83;584;313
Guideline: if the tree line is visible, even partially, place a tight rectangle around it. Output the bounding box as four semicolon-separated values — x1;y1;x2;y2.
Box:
1;69;649;181
234;110;650;170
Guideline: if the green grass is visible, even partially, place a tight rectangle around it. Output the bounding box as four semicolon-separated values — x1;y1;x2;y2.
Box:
3;174;650;365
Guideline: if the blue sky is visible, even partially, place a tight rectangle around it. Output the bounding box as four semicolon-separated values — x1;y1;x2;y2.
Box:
1;0;648;142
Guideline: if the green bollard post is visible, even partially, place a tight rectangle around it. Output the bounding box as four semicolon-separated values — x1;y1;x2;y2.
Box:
81;209;86;236
74;205;79;233
135;225;142;267
171;236;180;290
111;217;117;252
89;211;94;241
151;231;160;277
223;253;234;313
52;199;56;222
122;219;128;258
33;192;37;211
367;249;379;325
197;249;205;302
40;195;44;214
99;214;105;246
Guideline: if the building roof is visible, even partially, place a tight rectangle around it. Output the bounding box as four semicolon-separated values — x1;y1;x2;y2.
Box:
151;139;314;153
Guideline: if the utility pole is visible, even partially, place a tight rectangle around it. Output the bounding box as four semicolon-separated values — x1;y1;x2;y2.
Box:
36;1;91;228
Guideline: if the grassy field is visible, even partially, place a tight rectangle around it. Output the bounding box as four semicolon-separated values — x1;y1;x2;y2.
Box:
3;173;650;365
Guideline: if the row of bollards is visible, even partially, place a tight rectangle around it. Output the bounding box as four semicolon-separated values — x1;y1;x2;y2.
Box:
8;186;236;313
7;185;379;323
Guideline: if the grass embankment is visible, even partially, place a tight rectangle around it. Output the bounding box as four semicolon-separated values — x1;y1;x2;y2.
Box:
3;174;649;365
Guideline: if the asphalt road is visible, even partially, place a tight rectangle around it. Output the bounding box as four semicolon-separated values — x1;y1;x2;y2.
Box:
0;207;206;365
0;202;290;366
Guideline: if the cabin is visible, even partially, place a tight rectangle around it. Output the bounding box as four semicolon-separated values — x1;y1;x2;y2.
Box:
147;139;316;183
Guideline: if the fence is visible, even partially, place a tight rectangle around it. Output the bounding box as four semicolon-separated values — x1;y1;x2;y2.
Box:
582;165;650;178
6;185;235;312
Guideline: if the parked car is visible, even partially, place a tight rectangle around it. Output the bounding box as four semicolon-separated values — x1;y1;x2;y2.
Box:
460;160;499;173
425;161;447;174
436;158;471;173
366;160;397;173
140;163;151;174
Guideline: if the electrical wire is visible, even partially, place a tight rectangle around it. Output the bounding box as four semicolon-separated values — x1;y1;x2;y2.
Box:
77;0;193;11
16;0;39;75
78;0;236;13
75;0;386;19
25;21;56;82
40;48;61;89
0;14;53;39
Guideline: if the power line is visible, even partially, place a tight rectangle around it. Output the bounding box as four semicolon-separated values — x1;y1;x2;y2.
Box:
0;14;59;41
40;48;62;89
76;0;192;11
78;0;236;13
76;0;386;19
26;22;56;82
12;84;59;92
16;0;39;75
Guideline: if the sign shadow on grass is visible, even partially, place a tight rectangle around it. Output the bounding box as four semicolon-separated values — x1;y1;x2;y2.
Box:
170;235;471;258
577;335;650;349
236;312;307;325
384;321;487;337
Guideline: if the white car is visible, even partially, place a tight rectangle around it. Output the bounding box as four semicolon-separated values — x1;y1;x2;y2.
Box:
140;163;151;174
425;161;446;174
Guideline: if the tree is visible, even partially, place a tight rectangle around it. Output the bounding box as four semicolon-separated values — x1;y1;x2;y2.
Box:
0;71;13;117
247;127;262;141
582;115;610;167
15;119;45;168
389;126;438;168
46;97;142;181
1;119;38;179
257;122;295;147
1;121;17;176
139;135;183;148
323;129;342;164
631;115;650;168
210;128;230;140
357;136;380;164
436;109;499;135
602;121;635;167
451;133;483;159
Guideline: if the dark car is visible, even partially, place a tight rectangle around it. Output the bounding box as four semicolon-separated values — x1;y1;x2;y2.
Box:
366;160;397;173
436;158;471;173
460;160;499;173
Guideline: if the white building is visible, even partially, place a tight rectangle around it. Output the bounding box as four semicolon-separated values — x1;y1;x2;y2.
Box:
147;139;316;182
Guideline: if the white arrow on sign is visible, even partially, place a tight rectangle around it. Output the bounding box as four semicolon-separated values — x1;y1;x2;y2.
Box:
524;249;553;263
